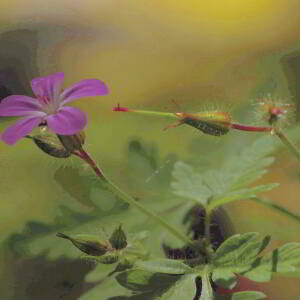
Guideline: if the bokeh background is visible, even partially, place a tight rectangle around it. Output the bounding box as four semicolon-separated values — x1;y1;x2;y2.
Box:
1;0;300;299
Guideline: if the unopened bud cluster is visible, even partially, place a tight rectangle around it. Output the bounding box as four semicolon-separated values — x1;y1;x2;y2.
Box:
57;225;128;264
27;127;86;158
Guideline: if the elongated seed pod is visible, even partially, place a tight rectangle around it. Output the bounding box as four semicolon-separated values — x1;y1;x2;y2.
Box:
176;112;232;136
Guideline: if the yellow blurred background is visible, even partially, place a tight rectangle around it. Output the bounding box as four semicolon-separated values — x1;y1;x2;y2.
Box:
1;0;300;299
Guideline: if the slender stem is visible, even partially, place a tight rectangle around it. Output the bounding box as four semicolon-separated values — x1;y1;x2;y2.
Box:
252;197;300;223
204;209;211;243
203;208;215;261
274;128;300;163
73;149;106;179
73;149;193;247
231;124;300;163
231;123;273;132
113;106;179;120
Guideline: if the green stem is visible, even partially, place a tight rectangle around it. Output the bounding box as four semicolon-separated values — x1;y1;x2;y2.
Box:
204;209;211;243
252;197;300;223
125;109;178;120
73;149;193;247
275;128;300;163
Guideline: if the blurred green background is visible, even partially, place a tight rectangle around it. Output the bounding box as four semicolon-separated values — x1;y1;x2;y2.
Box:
1;0;300;299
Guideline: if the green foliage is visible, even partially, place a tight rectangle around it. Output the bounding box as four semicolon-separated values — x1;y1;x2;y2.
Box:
172;135;280;211
156;274;198;300
135;258;193;274
15;140;177;260
82;232;298;299
200;272;214;300
211;232;300;284
220;291;266;300
7;133;300;300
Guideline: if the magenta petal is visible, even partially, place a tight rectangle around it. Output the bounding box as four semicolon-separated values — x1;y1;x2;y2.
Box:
59;79;109;105
31;72;64;100
1;116;42;145
0;95;43;116
46;106;87;135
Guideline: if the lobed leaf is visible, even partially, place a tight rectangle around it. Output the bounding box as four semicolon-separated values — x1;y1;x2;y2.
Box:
171;135;279;209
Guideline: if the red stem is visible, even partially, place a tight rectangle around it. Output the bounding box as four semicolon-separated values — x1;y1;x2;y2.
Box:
231;123;273;132
73;149;106;180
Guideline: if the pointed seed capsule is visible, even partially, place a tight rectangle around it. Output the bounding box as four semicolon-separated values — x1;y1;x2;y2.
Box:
109;225;127;250
56;232;110;256
26;134;71;158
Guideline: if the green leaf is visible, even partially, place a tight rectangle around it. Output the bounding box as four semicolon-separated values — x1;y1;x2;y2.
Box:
219;291;266;300
156;274;198;300
171;135;279;209
78;276;131;300
243;242;300;282
135;258;192;274
171;162;212;206
116;269;178;293
211;232;300;284
212;232;271;269
212;269;237;289
200;272;214;300
208;183;279;211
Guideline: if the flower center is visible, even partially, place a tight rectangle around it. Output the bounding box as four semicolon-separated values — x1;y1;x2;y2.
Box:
38;96;60;115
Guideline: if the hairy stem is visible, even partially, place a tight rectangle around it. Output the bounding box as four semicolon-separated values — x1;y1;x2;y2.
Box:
73;148;194;247
274;129;300;163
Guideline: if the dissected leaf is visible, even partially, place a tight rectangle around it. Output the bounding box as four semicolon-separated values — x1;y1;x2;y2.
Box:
171;135;279;209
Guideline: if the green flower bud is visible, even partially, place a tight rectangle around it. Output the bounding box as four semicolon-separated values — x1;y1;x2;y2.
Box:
57;131;85;152
109;225;127;250
26;134;71;158
56;232;110;256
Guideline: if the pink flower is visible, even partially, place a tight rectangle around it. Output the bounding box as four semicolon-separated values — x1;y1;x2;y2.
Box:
0;72;109;144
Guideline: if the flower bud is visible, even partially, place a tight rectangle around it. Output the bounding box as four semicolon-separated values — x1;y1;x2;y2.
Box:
56;232;110;256
254;97;295;128
109;225;127;250
57;131;85;152
26;134;71;158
